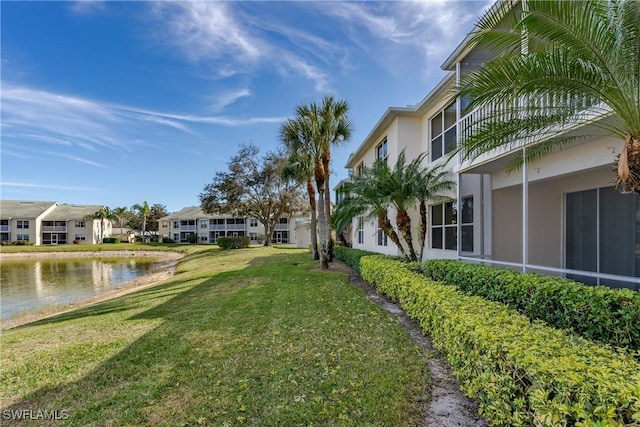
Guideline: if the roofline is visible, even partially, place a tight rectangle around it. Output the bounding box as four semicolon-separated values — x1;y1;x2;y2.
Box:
345;73;456;169
441;0;514;70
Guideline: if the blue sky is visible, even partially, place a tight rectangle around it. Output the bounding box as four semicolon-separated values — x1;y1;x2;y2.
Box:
1;1;491;213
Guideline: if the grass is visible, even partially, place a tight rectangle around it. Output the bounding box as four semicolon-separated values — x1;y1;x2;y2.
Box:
0;246;430;426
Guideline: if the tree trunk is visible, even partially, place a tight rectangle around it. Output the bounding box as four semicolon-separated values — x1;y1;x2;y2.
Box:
322;155;333;262
308;179;319;260
378;212;409;261
418;202;428;261
615;135;640;194
396;209;417;261
315;162;329;270
263;219;273;246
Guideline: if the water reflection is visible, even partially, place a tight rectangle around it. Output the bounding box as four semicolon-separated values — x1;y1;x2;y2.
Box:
1;257;158;320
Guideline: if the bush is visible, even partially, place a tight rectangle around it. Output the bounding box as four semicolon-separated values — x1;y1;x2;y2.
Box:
102;237;120;244
11;240;28;246
161;237;175;244
217;236;250;250
333;246;378;273
360;255;640;426
417;260;640;351
187;234;198;244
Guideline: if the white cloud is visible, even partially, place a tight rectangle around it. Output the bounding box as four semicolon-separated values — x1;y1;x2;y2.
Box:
0;181;102;192
211;89;252;112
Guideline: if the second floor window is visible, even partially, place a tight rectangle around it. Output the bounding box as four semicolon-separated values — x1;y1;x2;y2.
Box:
356;162;364;176
376;138;388;164
250;218;258;227
75;221;85;228
430;102;456;161
17;220;29;229
200;220;208;228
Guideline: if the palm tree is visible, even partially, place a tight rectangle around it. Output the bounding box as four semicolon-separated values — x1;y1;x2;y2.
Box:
112;206;129;240
281;151;319;260
414;162;456;261
333;161;411;261
284;97;353;270
456;0;640;193
334;150;455;262
131;201;151;241
84;206;118;243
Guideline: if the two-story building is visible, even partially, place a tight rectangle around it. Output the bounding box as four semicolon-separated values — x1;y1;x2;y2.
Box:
344;2;638;290
0;200;112;245
158;207;305;245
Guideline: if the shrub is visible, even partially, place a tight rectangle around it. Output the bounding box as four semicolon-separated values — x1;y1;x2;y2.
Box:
217;236;250;250
161;237;175;244
417;260;640;351
11;240;28;246
360;255;640;426
102;237;120;244
187;234;198;244
333;246;379;273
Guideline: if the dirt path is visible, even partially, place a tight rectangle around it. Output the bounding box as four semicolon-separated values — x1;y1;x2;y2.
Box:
348;273;487;427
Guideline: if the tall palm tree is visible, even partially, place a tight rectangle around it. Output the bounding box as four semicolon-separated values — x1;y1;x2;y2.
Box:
285;96;353;270
456;0;640;193
317;96;353;262
281;151;319;260
84;206;118;243
131;201;151;241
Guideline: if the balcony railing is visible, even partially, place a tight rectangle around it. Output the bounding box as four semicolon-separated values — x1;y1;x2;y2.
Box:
209;224;226;230
274;223;289;231
42;226;67;232
178;225;196;231
226;224;246;231
0;225;9;232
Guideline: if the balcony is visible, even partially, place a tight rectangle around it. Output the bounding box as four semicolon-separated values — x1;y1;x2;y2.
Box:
274;223;289;231
42;226;67;232
178;225;196;231
226;224;246;231
0;225;9;232
209;224;226;231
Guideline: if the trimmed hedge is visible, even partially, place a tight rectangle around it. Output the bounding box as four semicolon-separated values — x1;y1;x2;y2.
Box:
418;260;640;351
217;236;250;249
360;255;640;426
333;246;378;273
102;237;120;244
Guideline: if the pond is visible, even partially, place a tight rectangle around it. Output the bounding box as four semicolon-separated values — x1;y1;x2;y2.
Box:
1;256;162;320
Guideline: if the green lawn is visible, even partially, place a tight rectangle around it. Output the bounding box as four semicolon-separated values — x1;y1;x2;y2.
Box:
0;246;429;426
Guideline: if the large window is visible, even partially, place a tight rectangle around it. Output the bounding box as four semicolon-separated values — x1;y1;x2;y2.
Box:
566;187;640;288
17;220;29;229
430;102;456;161
74;234;86;241
356;217;364;244
16;234;29;241
376;138;388;164
431;201;457;250
461;196;474;252
200;220;208;228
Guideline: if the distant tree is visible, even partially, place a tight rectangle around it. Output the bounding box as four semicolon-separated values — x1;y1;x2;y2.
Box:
199;144;306;246
84;206;118;243
112;206;132;237
131;201;151;240
147;204;168;233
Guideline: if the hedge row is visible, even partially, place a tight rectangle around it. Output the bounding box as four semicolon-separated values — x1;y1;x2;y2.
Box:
217;236;250;249
333;246;377;273
102;237;120;244
360;255;640;426
417;260;640;351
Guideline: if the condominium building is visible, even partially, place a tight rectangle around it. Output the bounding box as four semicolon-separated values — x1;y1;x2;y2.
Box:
158;207;306;245
343;3;638;290
0;201;112;245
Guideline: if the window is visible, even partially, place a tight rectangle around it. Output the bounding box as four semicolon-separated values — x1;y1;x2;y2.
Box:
227;218;245;225
173;233;180;241
461;196;474;252
17;220;29;229
199;233;208;241
74;221;85;228
173;221;179;229
430;102;456;161
16;234;29;241
356;217;364;244
74;234;86;241
250;218;258;227
566;187;640;288
376;138;388;164
249;232;258;241
162;223;168;228
431;201;457;250
279;218;288;224
356;162;364;176
377;220;388;246
200;220;208;228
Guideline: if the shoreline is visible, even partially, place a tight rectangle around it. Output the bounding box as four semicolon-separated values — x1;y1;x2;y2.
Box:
1;251;184;330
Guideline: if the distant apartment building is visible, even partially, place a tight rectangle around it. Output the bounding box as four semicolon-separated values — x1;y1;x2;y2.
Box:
158;207;308;245
0;200;112;245
342;2;639;290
